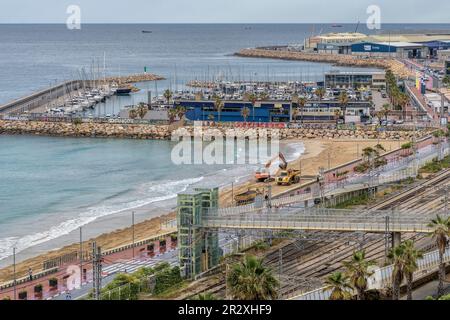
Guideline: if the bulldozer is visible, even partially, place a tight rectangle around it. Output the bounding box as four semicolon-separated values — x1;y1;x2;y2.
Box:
276;169;301;186
255;152;288;182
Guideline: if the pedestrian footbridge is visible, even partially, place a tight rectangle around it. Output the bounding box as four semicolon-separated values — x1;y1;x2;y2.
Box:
201;208;448;234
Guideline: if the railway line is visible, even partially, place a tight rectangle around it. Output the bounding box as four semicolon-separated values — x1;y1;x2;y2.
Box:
191;169;449;299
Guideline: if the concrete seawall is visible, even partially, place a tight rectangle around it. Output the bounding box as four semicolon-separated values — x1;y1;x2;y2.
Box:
0;120;427;141
235;48;415;79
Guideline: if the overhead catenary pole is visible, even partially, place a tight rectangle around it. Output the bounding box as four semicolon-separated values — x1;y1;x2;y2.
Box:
132;211;135;259
79;227;83;286
13;247;17;300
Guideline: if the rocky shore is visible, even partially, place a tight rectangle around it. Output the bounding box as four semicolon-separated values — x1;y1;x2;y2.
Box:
235;48;415;79
105;73;165;85
0;120;427;141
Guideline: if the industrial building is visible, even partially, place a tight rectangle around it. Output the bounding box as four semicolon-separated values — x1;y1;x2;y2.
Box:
324;71;386;89
351;42;427;59
174;99;372;124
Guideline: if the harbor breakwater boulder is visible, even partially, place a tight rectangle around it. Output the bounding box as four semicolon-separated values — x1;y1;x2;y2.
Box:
235;48;414;79
0;120;171;140
0;120;426;141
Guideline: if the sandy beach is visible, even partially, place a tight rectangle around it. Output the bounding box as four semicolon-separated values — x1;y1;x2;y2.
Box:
0;138;405;284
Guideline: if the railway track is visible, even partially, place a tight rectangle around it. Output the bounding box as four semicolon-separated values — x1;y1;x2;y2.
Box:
187;170;450;299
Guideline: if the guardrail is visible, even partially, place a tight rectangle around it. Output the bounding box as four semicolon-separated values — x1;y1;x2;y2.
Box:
202;208;448;234
291;245;450;300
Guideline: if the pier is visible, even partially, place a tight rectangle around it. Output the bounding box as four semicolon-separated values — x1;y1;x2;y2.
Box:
0;80;84;115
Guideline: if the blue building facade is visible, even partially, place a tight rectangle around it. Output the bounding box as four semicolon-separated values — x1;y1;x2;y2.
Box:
351;42;397;54
175;100;372;123
175;100;291;122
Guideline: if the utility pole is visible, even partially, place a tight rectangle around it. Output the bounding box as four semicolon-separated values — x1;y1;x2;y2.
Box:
13;247;17;300
92;242;102;300
132;211;135;259
79;227;83;286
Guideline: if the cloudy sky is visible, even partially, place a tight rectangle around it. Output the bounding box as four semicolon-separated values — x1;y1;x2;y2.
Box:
1;0;449;23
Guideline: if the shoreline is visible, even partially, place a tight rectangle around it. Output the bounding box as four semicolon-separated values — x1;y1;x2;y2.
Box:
0;137;405;284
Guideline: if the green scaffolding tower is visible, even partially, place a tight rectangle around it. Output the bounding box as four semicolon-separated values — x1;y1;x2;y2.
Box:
177;187;221;279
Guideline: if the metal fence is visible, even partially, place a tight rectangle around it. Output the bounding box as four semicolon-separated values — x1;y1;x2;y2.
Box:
292;245;450;300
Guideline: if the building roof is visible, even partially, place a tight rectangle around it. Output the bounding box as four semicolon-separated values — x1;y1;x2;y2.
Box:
375;42;424;48
325;70;386;76
367;34;450;43
317;32;367;40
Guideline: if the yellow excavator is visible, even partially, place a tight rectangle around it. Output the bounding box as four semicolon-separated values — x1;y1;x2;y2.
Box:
255;152;288;182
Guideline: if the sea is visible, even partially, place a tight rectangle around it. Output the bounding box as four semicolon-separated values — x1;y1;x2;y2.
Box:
0;23;449;265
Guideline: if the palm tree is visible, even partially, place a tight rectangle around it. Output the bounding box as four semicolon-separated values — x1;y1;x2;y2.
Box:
248;93;257;122
315;87;325;101
167;108;177;124
241;106;251;122
163;89;173;104
343;250;376;300
227;255;278;300
324;272;353;300
403;240;423;300
207;113;215;122
136;104;148;119
388;244;406;300
334;109;342;126
213;95;224;122
128;108;137;120
338;92;349;124
292;108;300;122
381;103;391;121
427;215;450;297
176;106;186;120
298;97;307;124
398;93;410;120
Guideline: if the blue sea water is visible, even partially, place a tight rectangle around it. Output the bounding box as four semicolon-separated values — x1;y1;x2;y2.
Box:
1;23;449;263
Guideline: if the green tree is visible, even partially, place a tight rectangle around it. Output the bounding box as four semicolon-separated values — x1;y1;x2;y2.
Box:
324;272;353;300
427;215;450;297
343;250;376;300
227;255;279;300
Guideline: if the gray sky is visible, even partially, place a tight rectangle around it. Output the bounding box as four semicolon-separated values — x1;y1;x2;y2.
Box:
1;0;449;23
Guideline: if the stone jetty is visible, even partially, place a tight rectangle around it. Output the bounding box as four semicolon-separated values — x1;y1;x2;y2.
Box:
235;48;415;79
106;73;165;85
0;120;427;141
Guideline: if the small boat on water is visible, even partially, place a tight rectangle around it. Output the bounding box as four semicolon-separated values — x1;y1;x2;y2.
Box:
332;24;343;28
116;87;132;95
142;30;152;34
